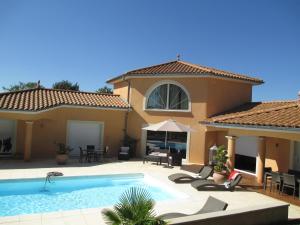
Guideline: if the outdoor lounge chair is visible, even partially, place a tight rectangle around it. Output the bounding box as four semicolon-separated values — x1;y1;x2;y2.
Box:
168;166;214;183
191;174;242;192
159;196;228;220
118;146;130;160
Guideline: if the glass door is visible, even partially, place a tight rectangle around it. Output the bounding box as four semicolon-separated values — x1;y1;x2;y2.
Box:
146;131;187;159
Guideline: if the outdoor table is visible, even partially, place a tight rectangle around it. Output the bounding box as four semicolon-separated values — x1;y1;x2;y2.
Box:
143;152;169;165
83;149;104;162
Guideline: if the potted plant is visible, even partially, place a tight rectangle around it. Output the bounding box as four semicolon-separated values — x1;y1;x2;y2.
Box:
213;145;229;184
55;143;72;165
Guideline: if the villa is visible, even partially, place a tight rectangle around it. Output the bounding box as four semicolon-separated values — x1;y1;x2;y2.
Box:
0;59;300;186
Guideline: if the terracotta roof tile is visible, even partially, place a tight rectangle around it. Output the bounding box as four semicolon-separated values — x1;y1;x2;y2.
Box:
202;101;300;129
107;60;263;84
0;88;130;112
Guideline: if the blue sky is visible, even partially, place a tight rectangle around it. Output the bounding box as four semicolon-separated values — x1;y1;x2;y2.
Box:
0;0;299;101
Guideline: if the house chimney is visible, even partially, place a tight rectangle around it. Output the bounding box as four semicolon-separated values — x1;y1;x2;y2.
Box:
36;80;41;89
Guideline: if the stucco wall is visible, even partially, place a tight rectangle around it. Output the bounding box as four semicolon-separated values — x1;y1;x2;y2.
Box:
0;108;126;159
114;77;253;164
206;79;252;117
113;81;129;101
265;137;290;172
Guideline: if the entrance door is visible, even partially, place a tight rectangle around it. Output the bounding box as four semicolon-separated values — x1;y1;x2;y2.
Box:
67;121;104;157
146;131;188;160
293;141;300;171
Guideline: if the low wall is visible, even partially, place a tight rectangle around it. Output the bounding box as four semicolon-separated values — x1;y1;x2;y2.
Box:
170;203;289;225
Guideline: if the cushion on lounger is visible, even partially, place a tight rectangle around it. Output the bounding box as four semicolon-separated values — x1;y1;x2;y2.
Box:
228;170;239;181
120;147;129;153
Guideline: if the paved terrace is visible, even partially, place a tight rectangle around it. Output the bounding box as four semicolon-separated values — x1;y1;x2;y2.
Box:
0;159;299;225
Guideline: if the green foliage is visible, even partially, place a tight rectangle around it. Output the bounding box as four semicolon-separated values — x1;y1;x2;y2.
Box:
102;187;167;225
213;145;228;173
52;80;79;91
55;143;73;155
96;86;113;94
122;135;138;157
2;82;44;92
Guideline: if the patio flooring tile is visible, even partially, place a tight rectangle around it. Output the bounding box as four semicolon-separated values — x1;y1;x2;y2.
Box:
0;159;299;225
63;215;87;225
42;218;65;225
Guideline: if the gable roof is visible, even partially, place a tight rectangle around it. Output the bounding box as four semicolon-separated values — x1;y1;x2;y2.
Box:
0;88;130;112
107;60;263;85
201;100;300;131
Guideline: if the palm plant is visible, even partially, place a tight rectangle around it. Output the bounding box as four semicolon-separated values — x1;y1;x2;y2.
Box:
102;187;167;225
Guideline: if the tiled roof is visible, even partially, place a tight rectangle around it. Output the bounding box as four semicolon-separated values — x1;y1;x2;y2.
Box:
107;60;263;84
202;101;300;129
0;88;130;112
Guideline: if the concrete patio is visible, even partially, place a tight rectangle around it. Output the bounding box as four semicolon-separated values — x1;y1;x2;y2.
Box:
0;159;299;225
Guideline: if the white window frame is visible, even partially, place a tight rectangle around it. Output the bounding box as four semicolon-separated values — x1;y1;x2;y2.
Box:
143;80;191;112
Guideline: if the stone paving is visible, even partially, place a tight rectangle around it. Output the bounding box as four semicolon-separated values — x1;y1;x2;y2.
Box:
0;159;299;225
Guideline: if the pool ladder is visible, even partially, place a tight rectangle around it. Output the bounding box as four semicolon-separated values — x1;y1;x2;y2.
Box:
43;171;63;189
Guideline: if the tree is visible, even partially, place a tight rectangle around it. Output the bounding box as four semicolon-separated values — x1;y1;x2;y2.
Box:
52;80;79;91
2;81;43;92
96;86;113;94
102;187;166;225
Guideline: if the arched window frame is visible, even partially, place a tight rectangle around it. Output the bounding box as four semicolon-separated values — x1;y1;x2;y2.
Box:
143;80;191;112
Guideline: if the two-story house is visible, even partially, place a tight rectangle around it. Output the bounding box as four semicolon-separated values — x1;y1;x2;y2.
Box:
1;59;299;183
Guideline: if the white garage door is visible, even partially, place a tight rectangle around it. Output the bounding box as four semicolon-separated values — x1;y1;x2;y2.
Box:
67;121;104;157
236;136;258;157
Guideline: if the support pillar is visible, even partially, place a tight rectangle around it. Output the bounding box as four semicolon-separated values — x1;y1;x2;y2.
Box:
226;136;237;170
257;137;266;184
24;121;33;162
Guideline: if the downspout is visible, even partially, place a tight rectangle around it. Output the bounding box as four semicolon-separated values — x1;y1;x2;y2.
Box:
123;75;131;139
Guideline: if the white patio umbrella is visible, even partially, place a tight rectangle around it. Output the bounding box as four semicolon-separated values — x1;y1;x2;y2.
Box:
142;119;195;149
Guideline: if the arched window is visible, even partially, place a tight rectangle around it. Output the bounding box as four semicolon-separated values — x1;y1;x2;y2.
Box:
146;82;190;110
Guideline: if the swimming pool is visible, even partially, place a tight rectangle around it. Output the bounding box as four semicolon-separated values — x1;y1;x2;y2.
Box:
0;173;182;217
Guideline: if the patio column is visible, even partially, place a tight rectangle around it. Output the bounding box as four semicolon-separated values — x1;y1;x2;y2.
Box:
24;121;34;162
257;137;266;184
226;136;238;170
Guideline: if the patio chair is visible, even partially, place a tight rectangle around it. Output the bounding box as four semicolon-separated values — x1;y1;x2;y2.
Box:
118;146;130;160
168;166;214;183
159;196;228;220
79;147;87;163
270;172;281;193
281;173;296;198
191;174;242;192
86;145;95;162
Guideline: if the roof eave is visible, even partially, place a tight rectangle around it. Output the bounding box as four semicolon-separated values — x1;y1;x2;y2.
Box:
107;73;264;85
0;105;131;114
200;121;300;133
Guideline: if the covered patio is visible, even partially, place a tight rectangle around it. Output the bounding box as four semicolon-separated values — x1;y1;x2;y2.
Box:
201;100;300;186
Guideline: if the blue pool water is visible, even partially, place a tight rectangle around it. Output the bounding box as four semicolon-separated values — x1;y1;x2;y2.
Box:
0;173;179;217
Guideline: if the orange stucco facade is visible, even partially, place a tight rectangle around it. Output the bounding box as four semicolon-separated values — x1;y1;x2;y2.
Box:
113;77;252;164
0;108;126;159
1;74;298;175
